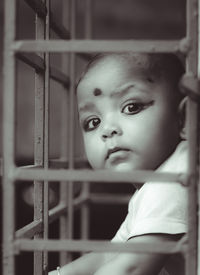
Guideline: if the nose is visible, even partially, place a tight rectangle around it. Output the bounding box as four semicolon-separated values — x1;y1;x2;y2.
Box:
101;122;122;141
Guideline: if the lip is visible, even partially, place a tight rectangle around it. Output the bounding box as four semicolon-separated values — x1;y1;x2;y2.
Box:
106;147;130;160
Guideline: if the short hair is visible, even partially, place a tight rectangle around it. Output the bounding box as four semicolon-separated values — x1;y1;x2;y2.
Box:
77;52;185;100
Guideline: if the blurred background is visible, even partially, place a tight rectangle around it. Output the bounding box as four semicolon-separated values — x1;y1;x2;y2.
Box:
0;0;186;274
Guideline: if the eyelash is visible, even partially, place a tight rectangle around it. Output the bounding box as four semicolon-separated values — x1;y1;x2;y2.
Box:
82;101;154;132
121;102;147;115
83;117;101;132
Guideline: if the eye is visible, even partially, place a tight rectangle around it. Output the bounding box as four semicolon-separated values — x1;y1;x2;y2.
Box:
122;102;145;115
83;117;101;131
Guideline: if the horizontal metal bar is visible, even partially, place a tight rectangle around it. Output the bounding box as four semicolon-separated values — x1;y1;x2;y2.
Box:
73;193;131;208
12;39;185;53
24;0;47;18
24;1;70;39
13;167;186;184
49;157;89;169
16;53;70;87
15;220;42;239
14;238;186;254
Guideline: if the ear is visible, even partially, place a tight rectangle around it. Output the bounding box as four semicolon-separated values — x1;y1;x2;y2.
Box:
178;97;187;140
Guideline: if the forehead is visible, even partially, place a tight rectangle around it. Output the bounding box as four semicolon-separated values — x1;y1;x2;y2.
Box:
78;56;153;93
77;56;169;101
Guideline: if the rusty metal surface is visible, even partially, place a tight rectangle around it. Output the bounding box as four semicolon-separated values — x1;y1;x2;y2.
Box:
34;1;45;274
43;1;50;273
2;0;17;274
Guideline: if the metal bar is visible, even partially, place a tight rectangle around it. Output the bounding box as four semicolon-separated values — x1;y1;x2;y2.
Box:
16;53;70;86
2;0;17;274
198;2;200;274
24;0;70;39
80;0;93;242
19;164;41;169
13;167;187;184
12;39;186;53
34;2;45;274
80;183;90;240
49;157;89;168
50;67;70;88
15;204;67;239
185;0;199;275
59;0;71;265
90;193;131;205
66;0;76;251
50;12;71;39
85;0;92;39
49;203;67;224
24;0;47;18
73;193;131;208
16;53;45;72
15;220;43;239
14;238;187;254
43;1;50;273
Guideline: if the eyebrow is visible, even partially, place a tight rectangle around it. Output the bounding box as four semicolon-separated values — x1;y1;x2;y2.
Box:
79;83;148;114
110;83;143;97
78;102;96;114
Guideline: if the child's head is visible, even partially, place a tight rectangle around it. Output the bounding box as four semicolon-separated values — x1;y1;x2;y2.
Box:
76;52;185;171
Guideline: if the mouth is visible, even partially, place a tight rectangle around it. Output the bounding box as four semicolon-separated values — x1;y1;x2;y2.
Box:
106;147;130;160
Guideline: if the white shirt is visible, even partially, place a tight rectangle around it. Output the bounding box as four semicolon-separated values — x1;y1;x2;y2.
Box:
112;141;188;275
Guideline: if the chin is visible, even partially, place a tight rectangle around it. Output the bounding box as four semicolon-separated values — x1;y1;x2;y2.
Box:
110;162;136;171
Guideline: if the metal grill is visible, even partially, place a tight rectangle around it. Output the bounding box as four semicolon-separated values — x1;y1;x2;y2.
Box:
2;0;200;275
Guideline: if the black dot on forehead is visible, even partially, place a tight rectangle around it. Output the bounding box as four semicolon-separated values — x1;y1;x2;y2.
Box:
93;88;102;96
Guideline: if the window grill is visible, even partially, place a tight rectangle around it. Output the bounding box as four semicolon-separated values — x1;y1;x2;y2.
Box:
2;0;200;275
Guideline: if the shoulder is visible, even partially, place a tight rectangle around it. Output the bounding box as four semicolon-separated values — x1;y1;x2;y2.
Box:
127;142;188;237
158;141;188;173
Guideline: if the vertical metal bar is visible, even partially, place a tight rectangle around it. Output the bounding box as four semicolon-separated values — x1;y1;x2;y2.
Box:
2;0;16;274
34;1;45;274
43;0;50;274
80;183;90;240
85;0;92;38
198;2;200;274
185;0;199;275
59;0;71;265
67;0;76;242
80;0;93;241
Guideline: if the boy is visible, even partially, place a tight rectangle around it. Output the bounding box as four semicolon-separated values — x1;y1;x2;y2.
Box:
50;53;187;275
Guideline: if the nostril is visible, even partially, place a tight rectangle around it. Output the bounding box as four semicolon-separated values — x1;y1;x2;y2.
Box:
102;130;118;140
112;130;117;135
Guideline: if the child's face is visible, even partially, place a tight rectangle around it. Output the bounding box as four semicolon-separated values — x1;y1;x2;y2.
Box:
77;57;180;171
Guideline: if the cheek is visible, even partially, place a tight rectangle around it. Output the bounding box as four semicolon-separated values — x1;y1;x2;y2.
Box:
83;135;103;169
124;110;178;149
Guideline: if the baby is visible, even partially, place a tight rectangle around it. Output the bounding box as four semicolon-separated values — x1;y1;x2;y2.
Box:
50;53;188;275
